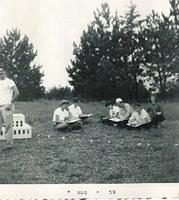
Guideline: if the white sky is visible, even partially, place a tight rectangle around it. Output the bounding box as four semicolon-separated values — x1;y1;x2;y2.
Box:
0;0;170;89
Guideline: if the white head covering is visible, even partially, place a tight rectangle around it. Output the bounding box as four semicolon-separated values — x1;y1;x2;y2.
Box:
115;98;123;103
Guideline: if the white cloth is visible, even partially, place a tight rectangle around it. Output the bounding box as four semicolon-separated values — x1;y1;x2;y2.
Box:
128;109;151;125
122;103;134;120
109;106;121;118
69;104;82;118
53;107;70;122
0;78;16;105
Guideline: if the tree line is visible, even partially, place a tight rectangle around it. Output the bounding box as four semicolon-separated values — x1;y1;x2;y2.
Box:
67;0;179;101
0;1;179;101
0;29;72;100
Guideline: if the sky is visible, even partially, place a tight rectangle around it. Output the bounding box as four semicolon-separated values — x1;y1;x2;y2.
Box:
0;0;171;89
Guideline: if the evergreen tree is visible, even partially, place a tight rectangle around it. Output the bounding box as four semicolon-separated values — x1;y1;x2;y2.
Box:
67;3;120;99
169;0;179;28
0;29;44;100
142;10;179;96
67;2;148;100
116;2;148;100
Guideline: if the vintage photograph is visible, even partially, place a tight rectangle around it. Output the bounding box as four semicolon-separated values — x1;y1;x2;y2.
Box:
0;0;178;184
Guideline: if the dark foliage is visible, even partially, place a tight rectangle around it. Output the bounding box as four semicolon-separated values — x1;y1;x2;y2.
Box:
0;29;45;100
45;86;73;100
67;1;179;100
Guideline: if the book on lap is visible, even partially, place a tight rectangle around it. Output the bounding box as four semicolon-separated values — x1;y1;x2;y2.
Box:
68;118;80;124
109;118;123;122
80;114;93;119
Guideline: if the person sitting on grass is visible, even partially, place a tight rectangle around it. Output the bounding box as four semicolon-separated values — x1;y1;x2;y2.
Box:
107;101;121;118
101;101;121;126
115;98;134;127
127;104;151;129
69;98;92;123
69;98;82;119
53;100;81;131
101;100;127;126
147;94;164;128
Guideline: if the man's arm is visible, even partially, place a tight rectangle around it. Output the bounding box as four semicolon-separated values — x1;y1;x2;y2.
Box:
55;114;67;123
141;110;151;124
11;86;20;103
123;105;131;120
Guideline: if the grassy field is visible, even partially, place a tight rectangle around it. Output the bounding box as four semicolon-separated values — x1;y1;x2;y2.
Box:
0;99;178;183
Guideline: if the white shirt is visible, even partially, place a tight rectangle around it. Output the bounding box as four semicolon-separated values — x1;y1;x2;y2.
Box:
122;103;134;120
128;109;151;124
109;106;121;118
69;104;82;118
53;107;70;122
0;78;16;105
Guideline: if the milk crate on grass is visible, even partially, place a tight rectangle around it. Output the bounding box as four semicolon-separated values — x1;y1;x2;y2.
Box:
0;113;32;140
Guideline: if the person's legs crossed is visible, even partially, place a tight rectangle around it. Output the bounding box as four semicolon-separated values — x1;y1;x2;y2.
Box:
56;122;69;131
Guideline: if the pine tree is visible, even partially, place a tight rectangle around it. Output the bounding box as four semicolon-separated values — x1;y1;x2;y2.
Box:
67;2;150;100
67;3;122;99
115;2;148;100
0;29;44;100
142;10;179;96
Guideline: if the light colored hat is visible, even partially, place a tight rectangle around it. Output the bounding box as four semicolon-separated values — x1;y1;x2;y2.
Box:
60;100;69;106
115;98;123;103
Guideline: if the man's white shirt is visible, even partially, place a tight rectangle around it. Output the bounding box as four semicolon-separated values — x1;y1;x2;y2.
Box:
128;109;151;124
0;78;16;105
69;104;82;118
53;107;69;122
109;106;121;118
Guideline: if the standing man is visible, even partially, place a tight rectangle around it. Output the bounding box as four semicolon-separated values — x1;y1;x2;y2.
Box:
0;68;20;150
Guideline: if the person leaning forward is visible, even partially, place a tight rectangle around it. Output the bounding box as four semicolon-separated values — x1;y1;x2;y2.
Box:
53;100;81;131
0;68;20;151
127;104;151;129
115;98;134;127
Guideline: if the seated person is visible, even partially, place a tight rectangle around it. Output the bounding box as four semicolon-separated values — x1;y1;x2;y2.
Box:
101;101;121;125
69;98;92;123
108;102;121;118
69;98;82;119
147;94;164;127
115;98;134;127
101;101;125;126
53;100;81;131
127;104;151;129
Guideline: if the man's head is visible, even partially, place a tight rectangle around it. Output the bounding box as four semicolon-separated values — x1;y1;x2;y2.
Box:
73;97;79;106
105;101;113;109
0;68;6;80
150;95;156;104
60;100;69;110
134;104;142;113
115;98;123;107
